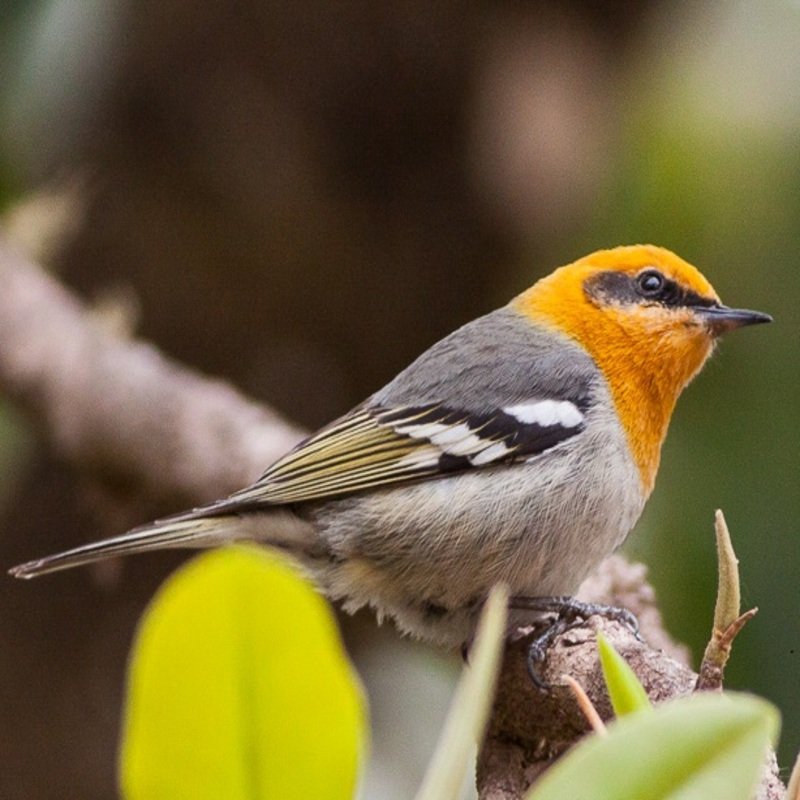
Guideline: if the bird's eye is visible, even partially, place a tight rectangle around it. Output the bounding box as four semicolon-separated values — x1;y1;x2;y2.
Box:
636;269;665;297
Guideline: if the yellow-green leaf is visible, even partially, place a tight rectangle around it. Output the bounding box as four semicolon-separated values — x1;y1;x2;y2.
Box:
597;632;651;717
526;692;778;800
120;546;367;800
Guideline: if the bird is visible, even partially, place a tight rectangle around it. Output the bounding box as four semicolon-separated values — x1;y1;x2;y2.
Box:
10;245;771;651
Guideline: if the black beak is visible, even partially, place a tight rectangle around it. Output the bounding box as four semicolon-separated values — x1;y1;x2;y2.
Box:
694;305;773;336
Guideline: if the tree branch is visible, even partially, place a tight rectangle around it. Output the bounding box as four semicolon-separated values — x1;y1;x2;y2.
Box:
476;559;784;800
0;229;305;513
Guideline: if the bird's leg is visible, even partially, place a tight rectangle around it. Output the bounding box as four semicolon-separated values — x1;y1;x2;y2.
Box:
509;595;641;689
510;595;640;636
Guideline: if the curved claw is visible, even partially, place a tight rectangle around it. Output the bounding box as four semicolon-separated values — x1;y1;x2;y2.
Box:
616;607;641;639
525;616;570;691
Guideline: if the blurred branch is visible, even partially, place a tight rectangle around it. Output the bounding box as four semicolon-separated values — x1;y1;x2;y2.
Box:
0;230;784;799
0;228;305;512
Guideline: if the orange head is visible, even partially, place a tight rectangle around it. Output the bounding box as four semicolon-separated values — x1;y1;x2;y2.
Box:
512;245;771;492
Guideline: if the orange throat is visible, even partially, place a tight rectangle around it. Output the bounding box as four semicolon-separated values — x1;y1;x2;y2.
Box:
513;270;715;494
588;339;711;493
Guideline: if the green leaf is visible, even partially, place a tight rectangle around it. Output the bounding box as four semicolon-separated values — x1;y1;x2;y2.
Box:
415;585;508;800
526;692;778;800
597;632;651;716
120;546;367;800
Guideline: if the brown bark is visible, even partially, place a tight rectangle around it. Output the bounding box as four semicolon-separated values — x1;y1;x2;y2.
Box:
476;556;783;799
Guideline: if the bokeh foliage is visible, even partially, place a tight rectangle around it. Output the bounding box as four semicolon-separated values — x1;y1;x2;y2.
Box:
527;691;779;800
121;547;366;800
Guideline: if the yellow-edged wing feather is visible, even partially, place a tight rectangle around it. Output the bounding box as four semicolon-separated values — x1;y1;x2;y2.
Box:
227;407;451;505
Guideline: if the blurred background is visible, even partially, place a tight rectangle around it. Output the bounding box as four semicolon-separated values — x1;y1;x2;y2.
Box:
0;1;798;797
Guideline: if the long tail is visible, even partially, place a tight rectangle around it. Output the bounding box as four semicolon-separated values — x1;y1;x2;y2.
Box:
9;509;243;579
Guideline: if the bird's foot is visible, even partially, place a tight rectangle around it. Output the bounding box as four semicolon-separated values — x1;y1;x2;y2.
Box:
509;595;641;690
